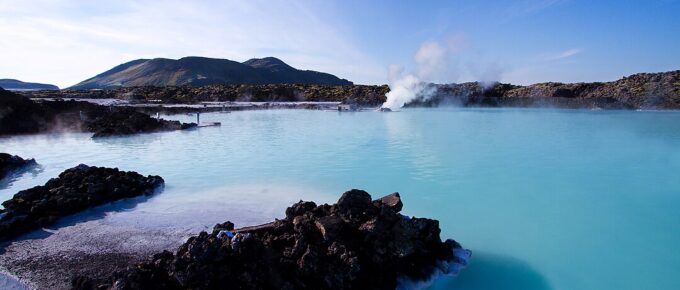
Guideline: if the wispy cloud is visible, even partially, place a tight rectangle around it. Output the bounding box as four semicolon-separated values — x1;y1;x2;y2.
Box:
538;48;583;61
0;0;384;87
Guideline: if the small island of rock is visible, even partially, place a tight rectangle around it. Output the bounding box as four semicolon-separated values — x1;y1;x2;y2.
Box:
0;164;164;242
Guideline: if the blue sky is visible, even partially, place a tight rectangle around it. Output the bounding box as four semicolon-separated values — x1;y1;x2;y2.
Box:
0;0;678;88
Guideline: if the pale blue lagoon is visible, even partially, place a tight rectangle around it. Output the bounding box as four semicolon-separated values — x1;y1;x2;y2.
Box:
2;108;680;290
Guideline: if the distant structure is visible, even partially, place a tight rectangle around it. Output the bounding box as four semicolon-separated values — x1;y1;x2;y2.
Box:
338;104;358;111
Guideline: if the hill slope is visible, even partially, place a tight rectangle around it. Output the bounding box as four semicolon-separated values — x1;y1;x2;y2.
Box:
69;57;352;90
0;79;59;90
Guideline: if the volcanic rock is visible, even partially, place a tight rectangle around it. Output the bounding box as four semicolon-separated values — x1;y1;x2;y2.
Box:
17;69;680;109
84;108;197;138
72;189;469;290
0;87;196;137
0;164;164;242
406;70;679;109
0;153;37;180
24;83;391;106
375;192;403;212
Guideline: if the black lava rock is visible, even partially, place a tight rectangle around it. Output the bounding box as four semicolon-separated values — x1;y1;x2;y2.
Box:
84;108;197;138
73;189;469;290
0;153;37;180
0;164;164;242
0;87;196;137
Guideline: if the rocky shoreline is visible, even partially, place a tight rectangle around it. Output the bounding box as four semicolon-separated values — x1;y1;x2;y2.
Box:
0;164;164;242
0;88;196;137
0;161;469;290
0;220;191;290
23;84;390;107
0;154;37;181
406;70;680;109
18;70;680;110
0;184;469;290
84;108;197;138
72;190;469;290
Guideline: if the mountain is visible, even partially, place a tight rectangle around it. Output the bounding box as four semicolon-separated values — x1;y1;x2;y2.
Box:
69;57;352;90
0;79;59;91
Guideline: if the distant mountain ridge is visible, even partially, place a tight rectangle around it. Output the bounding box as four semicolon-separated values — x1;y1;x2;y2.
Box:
69;56;352;90
21;68;679;110
0;79;59;91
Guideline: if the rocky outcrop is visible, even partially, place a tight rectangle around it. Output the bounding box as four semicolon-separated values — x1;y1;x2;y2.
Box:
407;82;635;109
24;70;680;109
588;71;680;108
23;84;390;106
1;88;196;137
72;190;470;290
0;164;164;242
1;87;97;135
407;70;680;109
1;87;53;134
84;108;197;138
0;153;37;180
405;82;519;107
502;71;680;108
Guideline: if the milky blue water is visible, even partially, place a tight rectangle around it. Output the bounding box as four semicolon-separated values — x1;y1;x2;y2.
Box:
1;108;680;290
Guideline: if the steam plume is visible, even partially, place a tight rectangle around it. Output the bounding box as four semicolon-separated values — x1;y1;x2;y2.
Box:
382;41;451;110
381;36;504;109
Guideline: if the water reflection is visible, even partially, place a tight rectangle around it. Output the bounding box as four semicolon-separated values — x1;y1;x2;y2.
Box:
1;109;680;290
0;164;42;190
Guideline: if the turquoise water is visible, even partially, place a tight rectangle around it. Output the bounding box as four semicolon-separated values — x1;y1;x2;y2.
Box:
2;108;680;290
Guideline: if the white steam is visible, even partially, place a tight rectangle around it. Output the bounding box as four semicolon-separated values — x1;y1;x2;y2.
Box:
413;41;448;80
468;61;505;90
382;65;428;109
382;41;451;110
382;36;504;109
